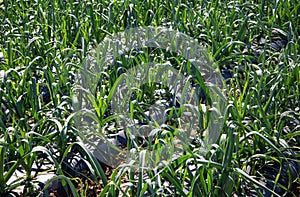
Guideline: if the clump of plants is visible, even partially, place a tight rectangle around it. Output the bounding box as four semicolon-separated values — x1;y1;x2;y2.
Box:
0;0;299;196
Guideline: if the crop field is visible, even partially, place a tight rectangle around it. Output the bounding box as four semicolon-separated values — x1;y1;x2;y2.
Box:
0;0;299;196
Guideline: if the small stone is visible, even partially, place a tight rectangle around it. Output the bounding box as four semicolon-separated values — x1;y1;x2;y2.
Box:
0;70;4;80
0;52;6;64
